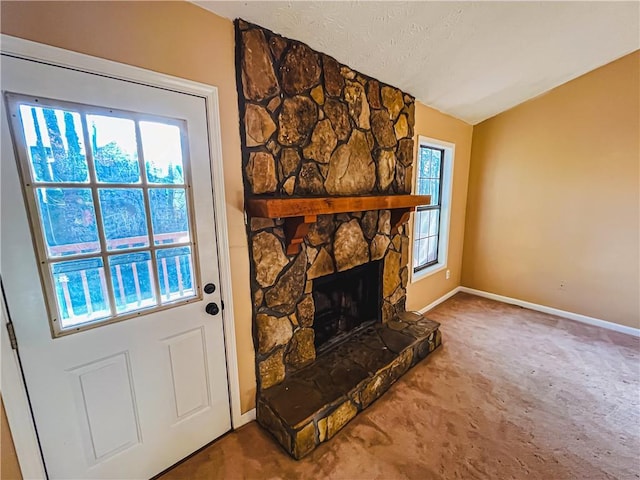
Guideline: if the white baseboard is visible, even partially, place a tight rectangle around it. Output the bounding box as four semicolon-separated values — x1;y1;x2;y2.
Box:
459;287;640;337
418;286;462;314
234;408;256;429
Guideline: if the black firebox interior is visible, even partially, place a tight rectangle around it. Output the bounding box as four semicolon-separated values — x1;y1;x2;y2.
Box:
312;260;382;353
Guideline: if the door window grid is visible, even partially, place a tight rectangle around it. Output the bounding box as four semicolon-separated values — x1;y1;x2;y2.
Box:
7;94;200;335
413;146;445;272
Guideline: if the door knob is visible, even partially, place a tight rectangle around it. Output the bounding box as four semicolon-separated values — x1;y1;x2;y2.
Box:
204;283;216;294
205;302;220;316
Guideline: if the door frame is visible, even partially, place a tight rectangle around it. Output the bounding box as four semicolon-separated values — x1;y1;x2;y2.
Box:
0;34;248;477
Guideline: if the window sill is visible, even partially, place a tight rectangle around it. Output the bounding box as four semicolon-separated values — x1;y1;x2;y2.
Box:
410;263;447;283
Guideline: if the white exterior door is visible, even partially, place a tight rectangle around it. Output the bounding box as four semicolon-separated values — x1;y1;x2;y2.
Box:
1;54;231;479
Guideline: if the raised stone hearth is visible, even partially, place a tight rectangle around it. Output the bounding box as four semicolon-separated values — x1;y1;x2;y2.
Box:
258;312;441;459
236;19;442;459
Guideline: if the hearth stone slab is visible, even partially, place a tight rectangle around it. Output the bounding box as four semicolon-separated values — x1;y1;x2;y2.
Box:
257;311;441;459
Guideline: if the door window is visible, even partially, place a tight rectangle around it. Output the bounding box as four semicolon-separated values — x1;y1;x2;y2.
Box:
6;94;200;335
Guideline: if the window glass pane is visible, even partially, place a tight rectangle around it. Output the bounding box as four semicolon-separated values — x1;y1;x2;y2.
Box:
425;151;434;178
417;210;430;238
98;188;149;250
430;179;440;205
429;209;441;236
433;150;442;178
418;179;430;196
156;246;195;303
140;121;185;184
419;148;431;177
52;258;110;328
149;188;190;245
36;188;100;257
88;115;140;184
427;236;438;263
413;239;421;269
417;238;430;267
109;252;157;314
417;148;441;205
19;105;88;183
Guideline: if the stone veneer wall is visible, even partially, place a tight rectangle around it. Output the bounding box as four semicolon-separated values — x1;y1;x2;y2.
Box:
235;20;417;392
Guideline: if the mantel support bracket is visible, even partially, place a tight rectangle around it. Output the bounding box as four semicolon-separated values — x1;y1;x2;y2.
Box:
390;207;414;234
283;215;317;255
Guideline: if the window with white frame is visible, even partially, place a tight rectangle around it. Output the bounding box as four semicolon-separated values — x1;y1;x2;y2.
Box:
412;137;454;279
6;93;200;335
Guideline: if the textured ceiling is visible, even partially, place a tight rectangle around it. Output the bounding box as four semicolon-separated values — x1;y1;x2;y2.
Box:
194;1;639;125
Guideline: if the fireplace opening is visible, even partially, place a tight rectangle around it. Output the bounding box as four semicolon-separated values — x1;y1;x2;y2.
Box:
312;260;382;353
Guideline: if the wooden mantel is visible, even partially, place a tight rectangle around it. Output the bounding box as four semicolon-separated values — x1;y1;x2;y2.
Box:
246;194;431;254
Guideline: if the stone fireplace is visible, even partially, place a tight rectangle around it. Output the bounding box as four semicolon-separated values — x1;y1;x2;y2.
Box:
236;19;442;458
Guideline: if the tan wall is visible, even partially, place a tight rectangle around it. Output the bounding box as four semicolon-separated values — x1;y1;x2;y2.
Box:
406;105;473;311
1;398;22;480
462;51;640;328
0;1;256;412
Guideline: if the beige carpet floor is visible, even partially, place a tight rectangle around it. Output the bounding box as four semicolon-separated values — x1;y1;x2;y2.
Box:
160;293;640;480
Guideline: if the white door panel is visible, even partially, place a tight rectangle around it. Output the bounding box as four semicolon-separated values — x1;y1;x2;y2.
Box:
1;55;231;479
